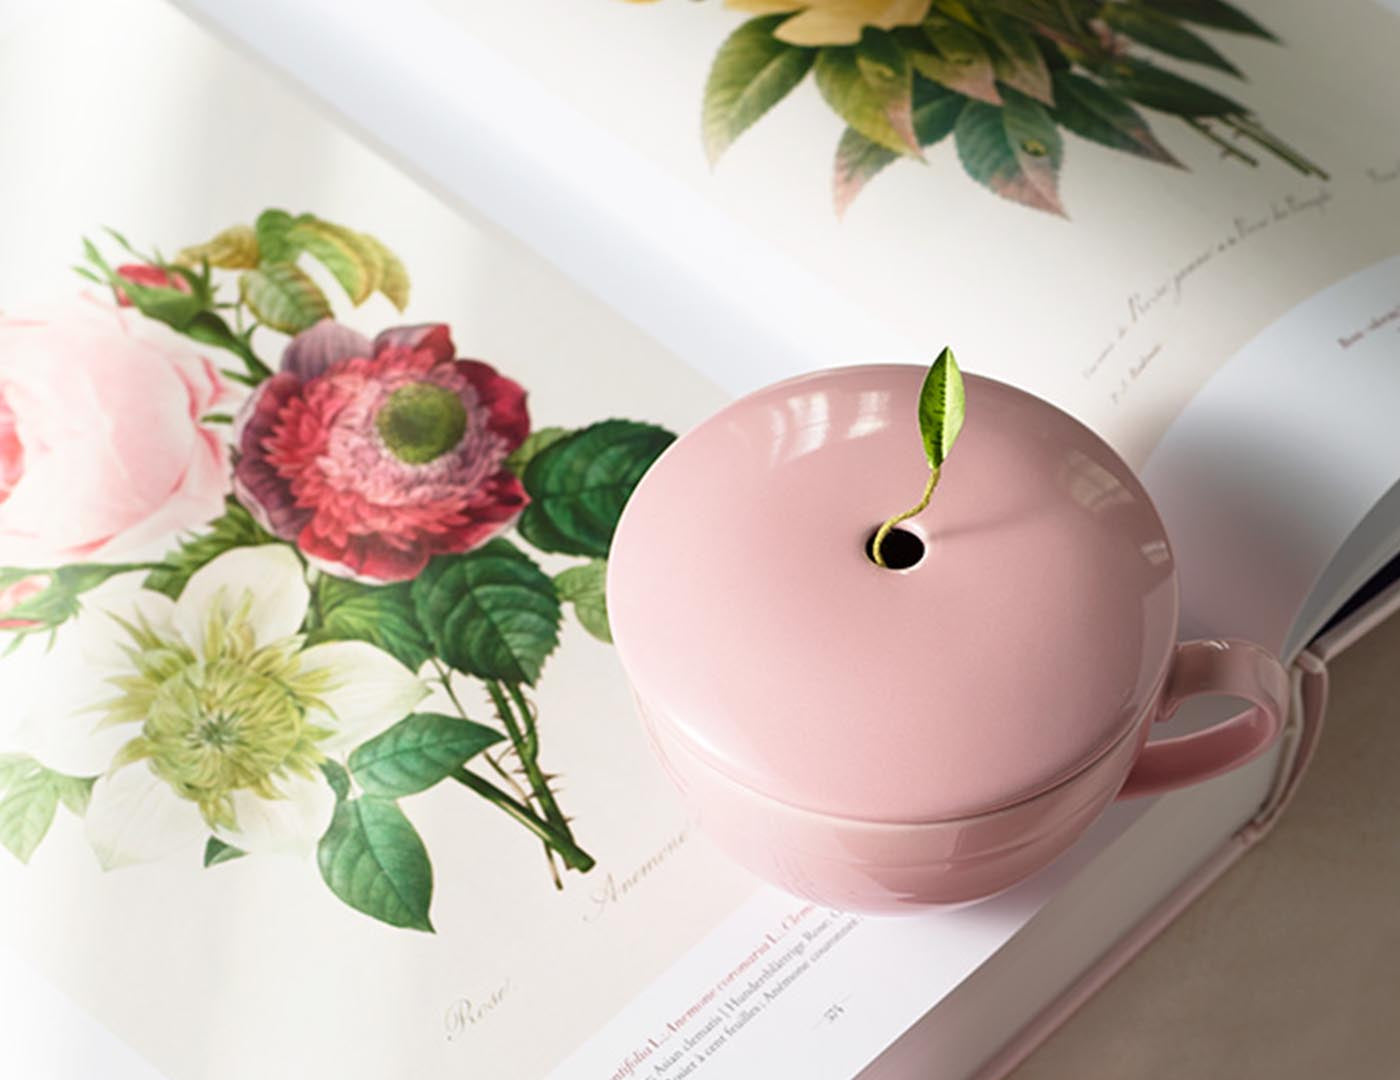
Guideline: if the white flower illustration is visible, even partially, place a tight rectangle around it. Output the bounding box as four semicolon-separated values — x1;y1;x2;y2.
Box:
51;545;425;869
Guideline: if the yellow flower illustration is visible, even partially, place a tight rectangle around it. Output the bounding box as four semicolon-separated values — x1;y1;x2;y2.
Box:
723;0;933;45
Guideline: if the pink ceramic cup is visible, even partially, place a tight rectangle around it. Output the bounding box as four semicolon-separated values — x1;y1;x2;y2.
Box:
607;365;1289;913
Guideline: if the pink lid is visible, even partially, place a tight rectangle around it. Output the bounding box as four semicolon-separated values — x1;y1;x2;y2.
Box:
608;365;1178;824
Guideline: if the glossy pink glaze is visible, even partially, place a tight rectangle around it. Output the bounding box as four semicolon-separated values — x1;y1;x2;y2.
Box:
608;365;1288;910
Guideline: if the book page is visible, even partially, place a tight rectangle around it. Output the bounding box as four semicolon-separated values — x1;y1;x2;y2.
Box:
0;4;761;1078
390;0;1400;470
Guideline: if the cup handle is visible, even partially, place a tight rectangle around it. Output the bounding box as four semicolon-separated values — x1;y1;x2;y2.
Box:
1116;638;1290;800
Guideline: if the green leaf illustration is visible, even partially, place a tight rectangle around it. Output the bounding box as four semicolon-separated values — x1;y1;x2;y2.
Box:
918;346;966;470
52;775;94;817
317;796;434;932
518;420;676;558
350;713;503;798
0;774;58;864
1051;71;1180;166
144;501;273;600
968;0;1079;38
910;21;1001;104
321;760;351;802
0;754;33;791
834;78;964;214
239;263;333;334
955;88;1064;215
411;539;561;685
703;15;816;163
203;837;247;867
1097;56;1242;117
253;208;298;265
1100;5;1242;77
815;36;920;157
1146;0;1277;40
554;561;612;644
357;233;410;311
177;224;259;270
286;218;376;305
982;13;1053;105
306;577;433;672
505;426;570;479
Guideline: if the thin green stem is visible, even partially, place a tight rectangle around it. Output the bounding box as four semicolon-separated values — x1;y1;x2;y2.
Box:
1222;114;1329;180
487;680;571;838
450;768;594;873
1184;117;1259;167
871;467;939;568
432;660;470;717
506;682;539;762
435;662;579;882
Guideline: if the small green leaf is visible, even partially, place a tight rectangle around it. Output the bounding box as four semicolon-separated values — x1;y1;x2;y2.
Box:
286;218;376;305
52;775;95;817
505;426;570;479
0;774;59;864
411;539;561;686
834;78;965;213
955;88;1065;215
554;561;612;644
982;12;1054;105
703;15;816;163
918;347;966;470
911;21;1000;104
815;36;920;157
317;796;434;931
203;836;247;867
357;233;410;311
1145;0;1277;39
1100;5;1242;77
0;754;35;792
1051;71;1181;165
145;501;273;600
350;712;503;798
254;208;298;264
239;263;333;334
321;760;351;802
177;224;259;270
306;577;433;672
1097;56;1243;117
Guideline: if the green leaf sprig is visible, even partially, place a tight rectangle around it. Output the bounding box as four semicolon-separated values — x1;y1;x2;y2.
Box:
871;347;965;568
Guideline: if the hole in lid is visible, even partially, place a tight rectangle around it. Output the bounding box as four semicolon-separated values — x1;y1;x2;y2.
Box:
864;526;926;570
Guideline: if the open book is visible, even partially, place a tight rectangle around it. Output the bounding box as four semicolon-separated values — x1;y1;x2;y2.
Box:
2;0;1396;1077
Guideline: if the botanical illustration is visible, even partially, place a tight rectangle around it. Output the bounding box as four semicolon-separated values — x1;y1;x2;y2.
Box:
628;0;1325;215
0;210;675;931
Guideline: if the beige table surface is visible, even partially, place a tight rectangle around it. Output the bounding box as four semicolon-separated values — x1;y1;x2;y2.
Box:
1010;613;1400;1079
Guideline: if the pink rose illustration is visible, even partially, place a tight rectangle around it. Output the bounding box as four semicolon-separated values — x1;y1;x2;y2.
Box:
234;320;529;583
0;296;232;564
115;263;192;307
